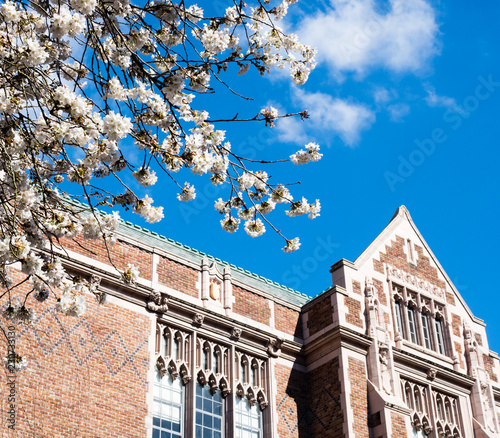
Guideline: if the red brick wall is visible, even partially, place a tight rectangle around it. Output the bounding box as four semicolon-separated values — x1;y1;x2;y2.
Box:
373;259;384;274
275;304;303;338
232;285;270;326
0;271;150;437
483;354;499;382
391;411;408;437
345;297;363;329
156;255;198;298
352;280;361;295
275;364;308;438
372;278;386;306
306;294;333;336
375;236;446;289
446;292;456;306
348;357;368;437
308;357;345;438
451;314;462;337
64;236;153;281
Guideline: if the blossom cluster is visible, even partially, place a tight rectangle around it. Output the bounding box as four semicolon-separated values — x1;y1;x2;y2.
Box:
0;0;322;363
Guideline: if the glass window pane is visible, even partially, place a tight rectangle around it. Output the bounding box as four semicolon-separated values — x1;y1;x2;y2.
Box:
153;375;184;437
235;397;262;438
196;384;224;438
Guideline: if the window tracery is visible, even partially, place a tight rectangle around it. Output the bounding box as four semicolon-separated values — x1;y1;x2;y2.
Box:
153;320;269;437
401;377;463;438
391;282;449;356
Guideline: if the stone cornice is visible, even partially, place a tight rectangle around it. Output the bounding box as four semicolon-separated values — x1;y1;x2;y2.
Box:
393;347;475;391
303;325;372;366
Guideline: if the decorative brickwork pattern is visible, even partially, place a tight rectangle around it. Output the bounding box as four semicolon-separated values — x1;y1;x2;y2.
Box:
63;236;153;281
275;304;303;338
451;314;462;337
483;354;499;382
275;364;309;438
232;285;270;326
373;258;384;274
348;357;368;437
391;411;408;437
306;294;333;336
345;297;363;329
157;255;198;297
0;281;149;437
352;280;361;295
307;357;344;438
446;291;456;306
372;278;386;306
377;236;446;289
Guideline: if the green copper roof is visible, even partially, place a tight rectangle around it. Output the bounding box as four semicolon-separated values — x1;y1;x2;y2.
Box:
117;220;310;307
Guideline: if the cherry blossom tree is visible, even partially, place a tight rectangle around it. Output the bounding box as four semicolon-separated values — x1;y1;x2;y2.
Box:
0;0;321;351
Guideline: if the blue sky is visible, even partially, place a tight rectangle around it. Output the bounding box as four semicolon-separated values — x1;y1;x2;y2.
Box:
118;0;500;353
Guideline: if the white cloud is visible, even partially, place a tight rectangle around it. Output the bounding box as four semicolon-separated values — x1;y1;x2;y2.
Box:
424;85;460;111
387;103;410;122
296;0;440;77
276;89;376;146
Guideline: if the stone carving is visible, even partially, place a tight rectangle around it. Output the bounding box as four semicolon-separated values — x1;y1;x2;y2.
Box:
230;327;242;341
481;382;496;432
378;343;392;395
387;265;445;299
267;337;284;358
257;390;269;410
427;368;437;381
147;291;169;313
192;313;204;326
156;356;167;377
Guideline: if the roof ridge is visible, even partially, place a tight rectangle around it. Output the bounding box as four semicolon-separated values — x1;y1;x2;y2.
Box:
118;219;310;301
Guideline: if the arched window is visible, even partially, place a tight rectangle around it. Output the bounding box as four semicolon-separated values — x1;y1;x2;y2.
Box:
414;387;422;413
421;312;432;349
407;306;418;344
394;299;405;338
436;395;445;420
445;399;452;423
213;350;219;374
405;383;413;409
435;318;446;355
202;343;209;370
173;334;180;361
240;358;247;384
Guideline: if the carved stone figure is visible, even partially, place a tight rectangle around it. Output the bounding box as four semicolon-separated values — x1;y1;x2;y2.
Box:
427;368;437;381
267;337;284;358
147;290;169;313
193;313;204;326
378;343;392;395
231;327;242;340
481;382;496;432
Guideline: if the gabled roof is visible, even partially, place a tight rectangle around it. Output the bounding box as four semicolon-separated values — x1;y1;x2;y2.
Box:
354;205;483;324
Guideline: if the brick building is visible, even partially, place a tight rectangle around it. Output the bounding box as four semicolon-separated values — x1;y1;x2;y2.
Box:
1;205;499;437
